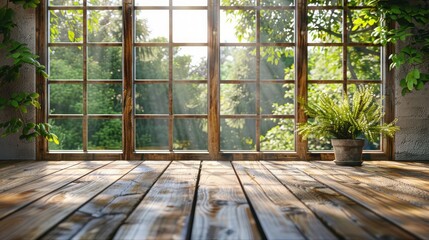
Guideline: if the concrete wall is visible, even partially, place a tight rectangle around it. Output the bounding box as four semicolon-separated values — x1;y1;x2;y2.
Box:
395;53;429;160
0;1;428;160
0;0;36;160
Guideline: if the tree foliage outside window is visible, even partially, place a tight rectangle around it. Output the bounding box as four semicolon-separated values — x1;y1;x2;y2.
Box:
43;0;396;154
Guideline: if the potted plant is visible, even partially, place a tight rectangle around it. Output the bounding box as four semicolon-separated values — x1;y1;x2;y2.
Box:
297;86;399;166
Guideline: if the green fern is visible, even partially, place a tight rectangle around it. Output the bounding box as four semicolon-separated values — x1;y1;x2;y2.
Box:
297;86;399;142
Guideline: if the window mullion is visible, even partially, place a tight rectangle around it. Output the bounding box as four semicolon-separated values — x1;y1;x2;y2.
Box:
123;0;133;159
208;0;220;159
296;0;308;160
83;0;88;152
343;0;348;94
255;1;261;153
168;0;174;152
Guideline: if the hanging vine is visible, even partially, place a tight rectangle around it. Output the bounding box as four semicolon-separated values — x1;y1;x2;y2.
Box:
0;0;58;143
369;0;429;95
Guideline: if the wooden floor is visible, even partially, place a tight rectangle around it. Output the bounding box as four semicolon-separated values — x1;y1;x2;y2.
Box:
0;161;428;240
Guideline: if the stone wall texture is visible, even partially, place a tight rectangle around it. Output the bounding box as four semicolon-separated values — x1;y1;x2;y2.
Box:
0;1;428;160
394;41;429;160
0;0;36;160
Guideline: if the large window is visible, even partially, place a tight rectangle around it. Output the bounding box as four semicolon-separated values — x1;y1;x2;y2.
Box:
37;0;393;160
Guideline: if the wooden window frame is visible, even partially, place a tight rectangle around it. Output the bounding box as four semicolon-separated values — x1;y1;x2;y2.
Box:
36;0;395;160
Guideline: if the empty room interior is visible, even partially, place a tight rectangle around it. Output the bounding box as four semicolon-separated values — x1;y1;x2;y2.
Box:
0;0;428;239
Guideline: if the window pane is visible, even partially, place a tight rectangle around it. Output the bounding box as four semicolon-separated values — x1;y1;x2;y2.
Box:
348;10;378;43
261;84;294;115
135;84;169;114
173;10;207;43
221;47;256;80
88;0;121;6
173;0;207;6
348;46;381;80
49;10;83;43
308;10;342;43
135;10;169;43
173;119;208;150
308;0;341;6
308;46;342;80
135;47;169;80
221;84;256;115
49;47;83;80
261;0;294;6
88;119;122;150
49;0;82;6
221;0;255;6
261;10;294;43
173;84;207;114
348;0;375;6
260;118;295;151
135;0;169;6
221;118;256;150
173;47;207;80
49;119;83;151
308;84;343;103
88;10;122;42
136;119;169;150
220;10;256;43
50;84;83;114
88;84;122;114
260;47;294;80
88;47;122;80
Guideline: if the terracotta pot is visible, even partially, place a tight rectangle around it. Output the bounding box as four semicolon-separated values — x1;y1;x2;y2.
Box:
331;139;365;166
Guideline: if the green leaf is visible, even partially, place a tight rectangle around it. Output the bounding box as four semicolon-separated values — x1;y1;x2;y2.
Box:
10;100;19;108
416;81;424;90
30;93;39;99
68;30;75;42
19;105;27;113
391;7;401;14
400;79;407;88
413;69;420;79
407;79;415;91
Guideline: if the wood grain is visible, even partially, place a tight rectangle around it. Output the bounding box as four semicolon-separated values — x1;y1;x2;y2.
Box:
363;161;429;192
0;161;80;192
42;161;170;240
113;161;200;239
298;162;429;239
0;161;79;182
0;161;139;240
264;161;415;240
314;161;429;209
0;160;427;240
233;161;335;240
0;161;109;219
192;161;260;239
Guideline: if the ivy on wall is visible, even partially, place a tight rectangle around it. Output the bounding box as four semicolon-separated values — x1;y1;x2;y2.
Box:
0;0;58;143
370;0;429;95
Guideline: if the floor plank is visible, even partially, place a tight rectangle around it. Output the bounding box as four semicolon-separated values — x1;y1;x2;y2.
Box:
0;160;427;240
298;162;429;239
0;161;109;219
0;161;140;240
0;161;79;188
41;161;170;240
113;161;200;240
191;161;261;239
314;161;429;209
233;161;336;240
264;161;415;240
362;161;429;193
0;161;80;192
